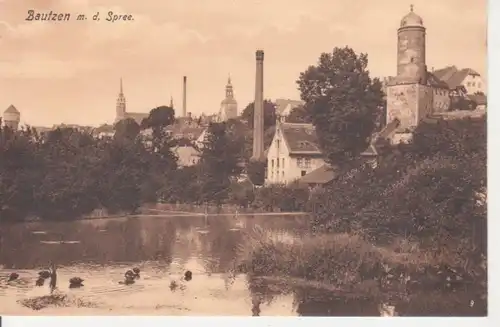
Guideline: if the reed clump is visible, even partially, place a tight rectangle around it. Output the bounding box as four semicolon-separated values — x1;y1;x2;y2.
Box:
18;293;97;311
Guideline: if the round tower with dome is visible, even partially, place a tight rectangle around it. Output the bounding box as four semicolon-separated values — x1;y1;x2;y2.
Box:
385;5;434;142
2;105;21;130
397;4;427;84
218;76;238;122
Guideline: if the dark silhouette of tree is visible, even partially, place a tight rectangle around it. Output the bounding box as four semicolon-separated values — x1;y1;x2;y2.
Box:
286;105;312;123
197;122;244;206
241;100;277;129
114;118;140;140
297;46;385;167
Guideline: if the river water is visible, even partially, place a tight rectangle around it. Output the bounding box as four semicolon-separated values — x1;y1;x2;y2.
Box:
0;212;310;315
0;211;485;316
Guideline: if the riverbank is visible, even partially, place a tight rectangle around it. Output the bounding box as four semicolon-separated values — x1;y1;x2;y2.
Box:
238;229;487;316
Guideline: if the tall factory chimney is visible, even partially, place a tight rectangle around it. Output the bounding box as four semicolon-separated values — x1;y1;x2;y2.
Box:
251;50;265;161
182;76;187;117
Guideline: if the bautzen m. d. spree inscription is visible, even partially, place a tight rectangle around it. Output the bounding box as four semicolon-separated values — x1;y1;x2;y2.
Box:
25;10;134;22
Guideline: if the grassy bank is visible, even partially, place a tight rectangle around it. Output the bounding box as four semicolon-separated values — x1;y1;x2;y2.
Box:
237;227;486;316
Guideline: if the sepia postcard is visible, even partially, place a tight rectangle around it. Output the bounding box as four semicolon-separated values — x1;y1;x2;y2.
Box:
0;0;487;317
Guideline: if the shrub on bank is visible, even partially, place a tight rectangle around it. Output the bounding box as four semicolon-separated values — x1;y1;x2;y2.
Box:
239;228;486;315
241;117;487;315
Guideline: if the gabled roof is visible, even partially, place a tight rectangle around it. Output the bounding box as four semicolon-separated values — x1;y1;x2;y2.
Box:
4;105;19;114
275;99;304;116
125;112;149;124
279;122;322;155
166;124;205;140
426;72;450;89
94;124;114;134
432;66;482;90
361;118;400;156
298;164;337;185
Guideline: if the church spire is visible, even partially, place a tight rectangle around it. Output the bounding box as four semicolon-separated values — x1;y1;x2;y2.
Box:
115;77;126;123
225;74;233;98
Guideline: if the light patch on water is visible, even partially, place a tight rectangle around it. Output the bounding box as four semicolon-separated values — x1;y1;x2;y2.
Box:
39;241;81;245
0;265;298;315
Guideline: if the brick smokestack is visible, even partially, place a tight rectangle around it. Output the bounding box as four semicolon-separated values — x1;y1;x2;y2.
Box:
251;50;265;161
182;76;187;117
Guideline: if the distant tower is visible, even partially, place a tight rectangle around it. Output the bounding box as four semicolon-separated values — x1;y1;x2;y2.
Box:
182;76;187;117
218;75;238;122
386;5;433;140
3;105;20;130
115;78;126;123
251;50;265;161
170;96;174;108
397;4;427;84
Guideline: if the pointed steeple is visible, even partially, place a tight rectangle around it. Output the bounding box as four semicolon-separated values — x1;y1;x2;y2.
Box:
170;96;174;108
225;74;233;98
115;77;126;122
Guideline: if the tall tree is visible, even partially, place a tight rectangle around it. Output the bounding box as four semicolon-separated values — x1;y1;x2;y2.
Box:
286;105;312;123
297;46;385;167
114;118;140;140
241;100;277;129
197;122;244;206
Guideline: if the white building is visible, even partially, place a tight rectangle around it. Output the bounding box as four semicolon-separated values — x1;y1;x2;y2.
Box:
265;122;326;185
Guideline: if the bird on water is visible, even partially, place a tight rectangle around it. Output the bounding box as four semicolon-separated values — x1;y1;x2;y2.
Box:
169;270;193;291
69;277;84;289
7;272;19;282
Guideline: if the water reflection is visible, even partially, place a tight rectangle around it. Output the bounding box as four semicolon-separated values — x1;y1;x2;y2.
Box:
0;214;303;315
0;214;485;316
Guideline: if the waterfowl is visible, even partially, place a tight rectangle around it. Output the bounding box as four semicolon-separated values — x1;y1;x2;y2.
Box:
49;264;57;294
119;276;135;285
125;270;135;279
169;271;192;292
35;277;45;287
69;277;84;288
132;267;140;279
38;270;51;279
7;272;19;282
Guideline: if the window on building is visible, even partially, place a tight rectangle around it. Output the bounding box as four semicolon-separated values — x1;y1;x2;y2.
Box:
277;159;280;168
301;170;307;177
271;159;274;168
472;82;476;87
305;158;311;168
297;158;303;167
467;82;472;87
282;158;285;167
282;171;284;178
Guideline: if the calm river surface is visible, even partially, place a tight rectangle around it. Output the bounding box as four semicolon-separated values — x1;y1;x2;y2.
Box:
0;211;311;315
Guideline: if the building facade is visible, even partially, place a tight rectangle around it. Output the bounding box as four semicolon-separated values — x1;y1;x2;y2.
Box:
218;76;238;122
265;122;325;184
2;105;21;130
274;98;305;122
115;78;149;125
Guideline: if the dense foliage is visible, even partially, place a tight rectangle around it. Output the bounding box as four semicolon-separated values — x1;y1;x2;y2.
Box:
297;46;385;167
241;100;277;129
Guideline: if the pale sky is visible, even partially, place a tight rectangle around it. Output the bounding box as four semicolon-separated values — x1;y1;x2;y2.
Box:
0;0;487;126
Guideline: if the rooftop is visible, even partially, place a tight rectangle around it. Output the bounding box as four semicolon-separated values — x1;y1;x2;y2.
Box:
280;122;322;155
